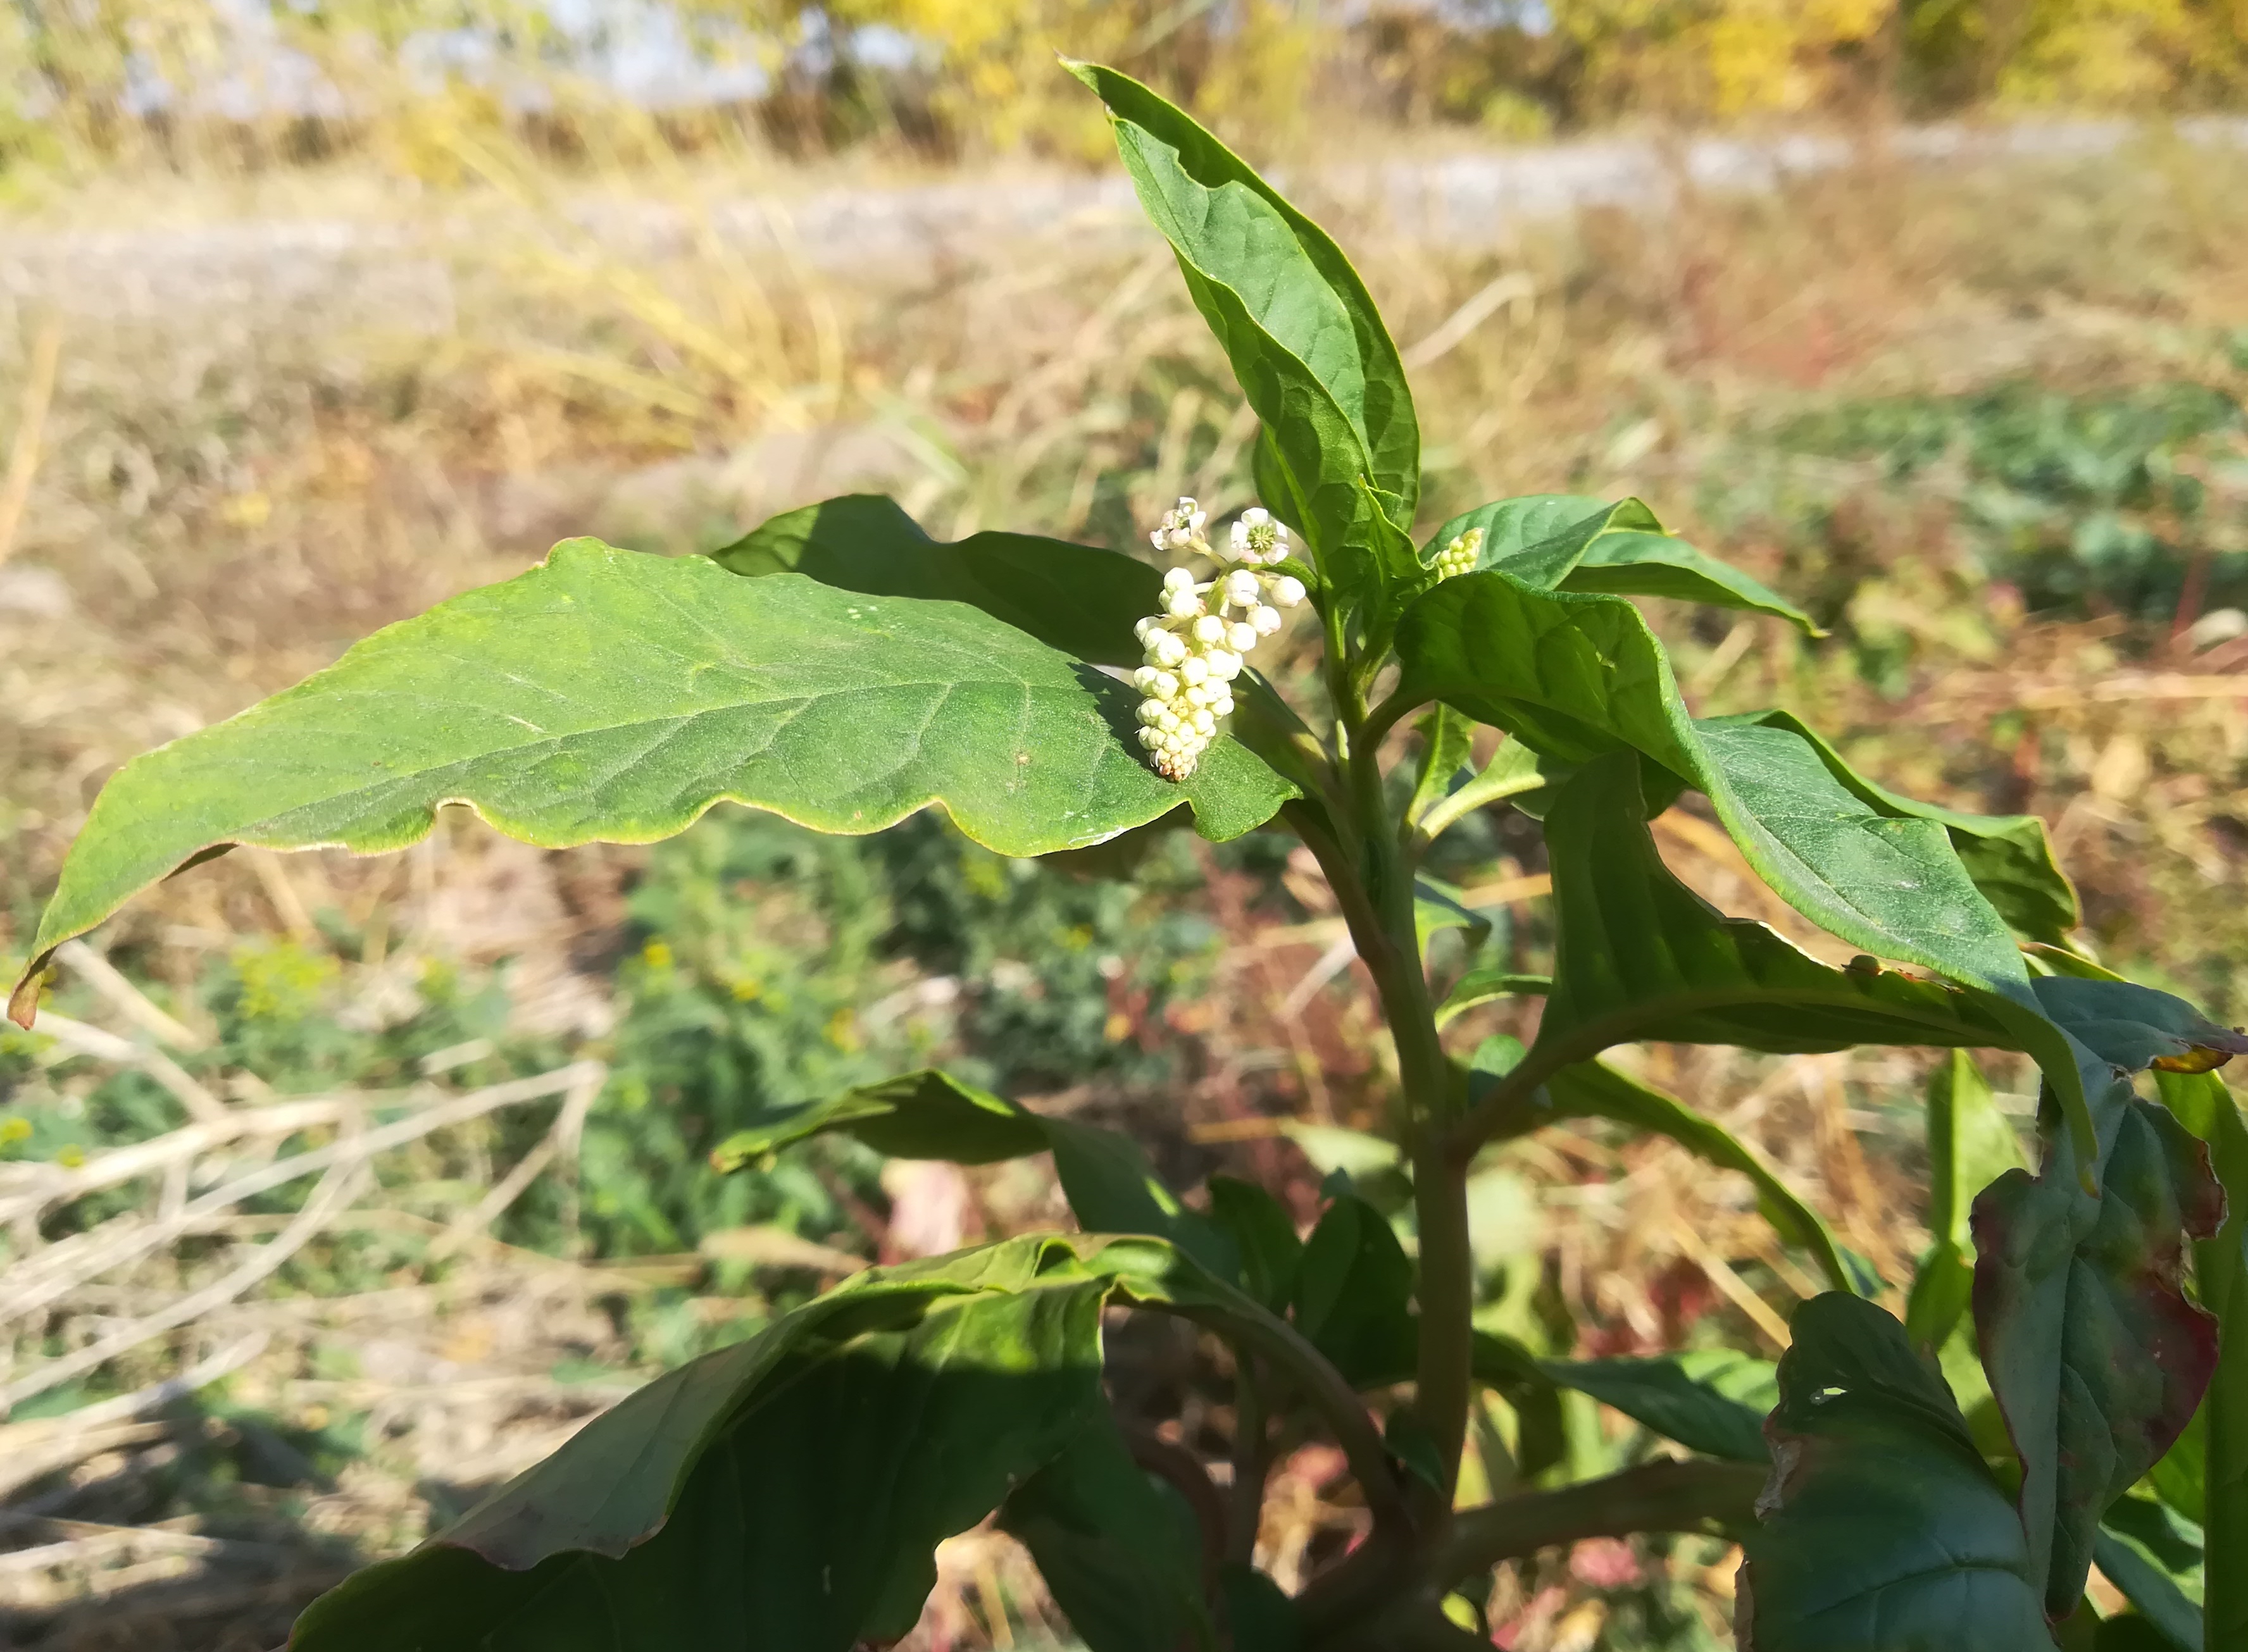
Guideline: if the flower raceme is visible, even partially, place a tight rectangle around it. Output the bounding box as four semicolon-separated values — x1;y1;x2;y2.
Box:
1132;497;1306;780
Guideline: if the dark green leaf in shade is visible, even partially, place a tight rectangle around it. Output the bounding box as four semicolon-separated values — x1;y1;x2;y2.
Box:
11;547;1296;1023
1068;61;1420;630
1000;1409;1216;1652
1206;1175;1304;1312
1541;1059;1855;1295
1421;493;1821;633
1414;874;1493;954
1737;1293;2052;1652
1971;1092;2225;1618
287;1241;1111;1651
709;492;1158;666
1537;1350;1778;1464
709;1068;1239;1281
1218;1563;1305;1652
2153;1069;2248;1649
1291;1193;1416;1389
2089;1495;2202;1652
1906;1050;2027;1352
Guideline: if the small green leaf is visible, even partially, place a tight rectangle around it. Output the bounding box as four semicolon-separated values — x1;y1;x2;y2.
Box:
1416;735;1580;838
1206;1175;1304;1312
1973;1092;2226;1617
1001;1409;1216;1652
2090;1496;2202;1652
1542;1058;1855;1295
1433;967;1551;1028
1406;704;1478;828
1292;1193;1416;1389
13;547;1295;1021
709;492;1159;667
1739;1294;2052;1652
1539;1350;1778;1464
1906;1051;2027;1353
288;1239;1111;1651
1423;494;1821;633
1414;874;1493;955
1068;60;1419;630
710;1069;1239;1282
2154;1069;2248;1650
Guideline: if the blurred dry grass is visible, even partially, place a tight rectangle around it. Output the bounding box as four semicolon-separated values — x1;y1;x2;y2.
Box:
1;113;2247;1649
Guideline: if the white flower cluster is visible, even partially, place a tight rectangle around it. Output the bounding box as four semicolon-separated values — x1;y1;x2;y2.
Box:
1132;497;1307;781
1433;526;1484;581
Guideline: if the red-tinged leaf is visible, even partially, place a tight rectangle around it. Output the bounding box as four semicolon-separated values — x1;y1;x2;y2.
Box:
1971;1093;2225;1620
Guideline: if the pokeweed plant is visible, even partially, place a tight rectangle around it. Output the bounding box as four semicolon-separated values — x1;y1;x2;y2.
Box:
8;64;2246;1652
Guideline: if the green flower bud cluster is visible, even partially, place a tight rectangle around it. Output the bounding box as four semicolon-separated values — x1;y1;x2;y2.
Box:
1433;526;1483;581
1132;497;1307;781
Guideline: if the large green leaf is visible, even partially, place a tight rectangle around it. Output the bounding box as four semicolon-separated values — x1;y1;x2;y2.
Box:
1973;1093;2225;1618
1423;494;1820;633
1904;1050;2027;1352
1738;1293;2052;1652
1539;1057;1855;1294
1713;709;2078;944
709;492;1158;667
710;1068;1239;1280
1539;1350;1777;1464
1536;752;2025;1057
1392;571;2243;1157
12;545;1294;1024
1068;61;1419;629
287;1239;1111;1651
1000;1408;1216;1652
2154;1070;2248;1651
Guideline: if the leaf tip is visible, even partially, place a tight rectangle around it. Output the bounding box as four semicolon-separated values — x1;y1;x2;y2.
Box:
7;962;44;1030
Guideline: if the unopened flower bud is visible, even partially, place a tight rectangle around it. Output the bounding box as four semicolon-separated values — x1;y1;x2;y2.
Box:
1223;569;1260;606
1271;576;1306;608
1193;614;1226;645
1164;588;1201;619
1227;621;1258;652
1206;649;1242;681
1251;604;1282;635
1149;631;1187;667
1181;654;1209;685
1163;566;1195;593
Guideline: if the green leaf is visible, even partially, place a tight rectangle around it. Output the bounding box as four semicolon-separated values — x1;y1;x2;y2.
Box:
1433;967;1551;1028
1414;874;1493;955
1713;709;2078;944
1539;1350;1778;1464
2154;1069;2248;1651
2090;1496;2202;1652
709;492;1159;667
1540;1057;1856;1294
1000;1408;1216;1652
1973;1092;2226;1618
1423;494;1821;633
1416;734;1580;839
13;547;1295;1022
1406;704;1479;828
1535;752;2026;1059
1906;1051;2028;1352
287;1238;1112;1651
709;1069;1240;1281
1068;60;1419;629
1392;571;2240;1162
1292;1193;1416;1389
1206;1175;1304;1313
1739;1293;2052;1652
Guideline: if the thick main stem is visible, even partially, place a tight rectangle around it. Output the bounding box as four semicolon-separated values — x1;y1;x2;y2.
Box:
1302;630;1477;1517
